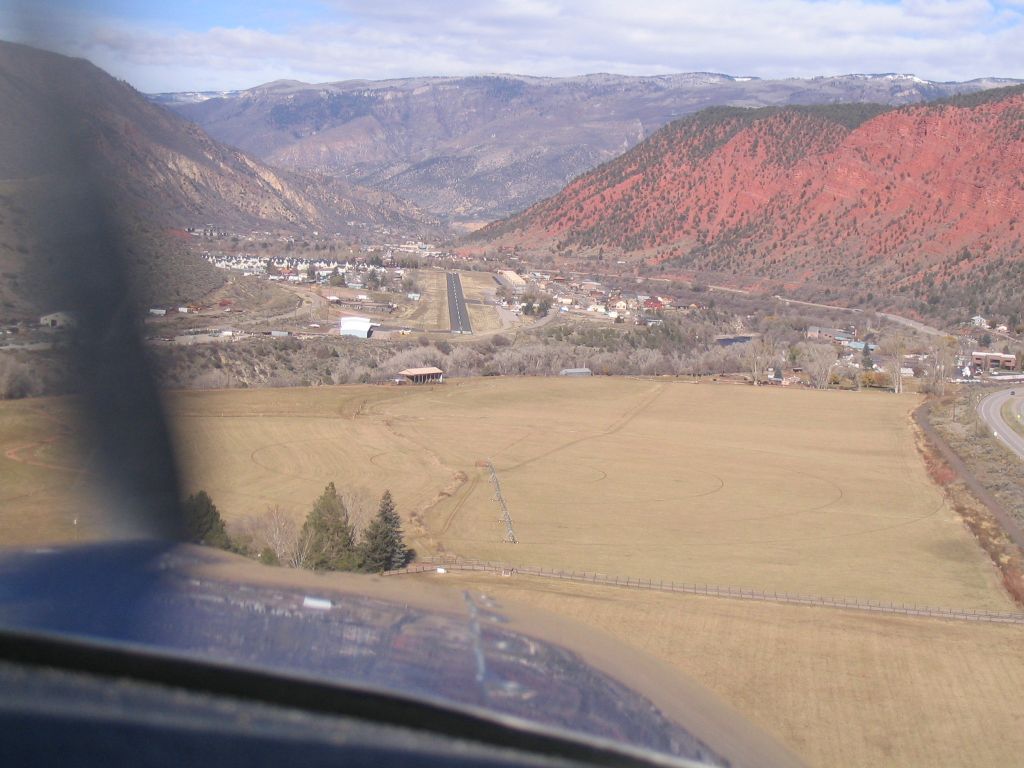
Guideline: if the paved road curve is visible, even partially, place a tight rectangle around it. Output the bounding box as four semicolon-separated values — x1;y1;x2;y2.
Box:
446;271;473;334
977;388;1024;461
773;295;945;337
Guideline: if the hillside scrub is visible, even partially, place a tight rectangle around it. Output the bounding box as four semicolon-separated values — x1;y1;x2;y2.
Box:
4;296;930;394
467;89;1024;326
930;392;1024;529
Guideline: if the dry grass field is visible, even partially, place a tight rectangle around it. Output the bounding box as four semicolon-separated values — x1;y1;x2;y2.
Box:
0;378;1013;611
465;302;502;334
0;397;109;546
456;270;500;303
417;570;1024;768
456;270;503;334
1002;398;1024;439
2;378;1022;766
399;378;1008;611
398;268;448;330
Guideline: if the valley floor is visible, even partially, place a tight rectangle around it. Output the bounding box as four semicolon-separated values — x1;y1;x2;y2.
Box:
1;377;1021;766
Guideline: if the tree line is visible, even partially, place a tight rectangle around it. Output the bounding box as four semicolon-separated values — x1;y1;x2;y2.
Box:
181;483;412;573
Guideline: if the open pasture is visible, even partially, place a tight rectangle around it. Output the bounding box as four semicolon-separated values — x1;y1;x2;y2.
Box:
2;380;1021;768
1;378;1011;611
395;268;448;330
0;397;110;546
397;378;1011;610
454;270;504;334
420;570;1024;768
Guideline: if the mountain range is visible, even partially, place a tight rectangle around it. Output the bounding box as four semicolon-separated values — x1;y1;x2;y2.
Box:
0;42;436;318
157;72;1020;225
0;41;431;236
465;88;1024;321
3;40;1022;322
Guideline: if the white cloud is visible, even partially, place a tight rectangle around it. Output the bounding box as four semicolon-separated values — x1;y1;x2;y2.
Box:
3;0;1023;91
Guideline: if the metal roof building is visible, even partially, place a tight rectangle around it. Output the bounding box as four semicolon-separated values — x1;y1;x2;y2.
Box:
398;367;444;384
559;367;593;377
339;316;378;338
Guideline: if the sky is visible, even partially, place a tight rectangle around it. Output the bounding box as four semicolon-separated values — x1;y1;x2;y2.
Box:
3;0;1023;92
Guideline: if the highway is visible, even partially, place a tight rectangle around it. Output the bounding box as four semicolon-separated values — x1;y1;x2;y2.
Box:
446;271;473;334
977;388;1024;461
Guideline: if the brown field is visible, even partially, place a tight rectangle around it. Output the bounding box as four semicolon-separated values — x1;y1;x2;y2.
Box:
416;571;1024;768
0;378;1013;609
2;378;1023;766
455;270;500;302
465;302;502;334
397;268;448;330
0;397;110;546
456;270;503;334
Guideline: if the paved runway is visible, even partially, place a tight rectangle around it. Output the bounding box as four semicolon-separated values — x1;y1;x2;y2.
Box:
977;388;1024;461
446;272;473;334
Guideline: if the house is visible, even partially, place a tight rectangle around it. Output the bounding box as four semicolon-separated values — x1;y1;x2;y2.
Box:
39;311;75;329
971;315;988;328
715;334;755;347
559;368;593;377
807;326;852;343
842;340;878;352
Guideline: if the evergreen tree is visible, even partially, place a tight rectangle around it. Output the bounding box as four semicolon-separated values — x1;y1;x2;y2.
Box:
182;490;231;550
861;343;872;371
301;482;357;571
359;490;409;572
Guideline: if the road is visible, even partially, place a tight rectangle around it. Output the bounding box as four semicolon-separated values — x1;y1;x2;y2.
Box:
773;295;945;337
977;388;1024;461
446;271;473;334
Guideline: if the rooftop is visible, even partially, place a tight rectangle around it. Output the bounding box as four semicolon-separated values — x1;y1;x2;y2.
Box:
398;367;444;376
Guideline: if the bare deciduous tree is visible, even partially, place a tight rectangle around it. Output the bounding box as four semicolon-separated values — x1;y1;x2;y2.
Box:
880;333;908;394
241;505;310;567
746;335;778;385
797;342;837;389
923;337;957;396
339;489;373;535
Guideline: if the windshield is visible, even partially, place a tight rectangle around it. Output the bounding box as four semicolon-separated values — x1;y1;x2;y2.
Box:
2;3;1024;768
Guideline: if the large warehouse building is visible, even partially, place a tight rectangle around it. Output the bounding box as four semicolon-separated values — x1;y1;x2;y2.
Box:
339;316;379;338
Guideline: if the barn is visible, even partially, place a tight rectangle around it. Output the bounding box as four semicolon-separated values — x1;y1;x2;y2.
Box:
39;311;76;329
